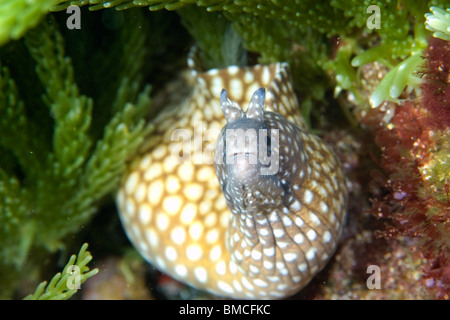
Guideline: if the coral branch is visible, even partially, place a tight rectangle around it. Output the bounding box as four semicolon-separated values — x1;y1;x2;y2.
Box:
24;243;98;300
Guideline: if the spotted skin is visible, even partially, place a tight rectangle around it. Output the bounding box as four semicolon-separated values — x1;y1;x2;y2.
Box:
116;63;348;299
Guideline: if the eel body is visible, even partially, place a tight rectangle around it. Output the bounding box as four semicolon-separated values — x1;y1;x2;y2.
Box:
116;63;348;299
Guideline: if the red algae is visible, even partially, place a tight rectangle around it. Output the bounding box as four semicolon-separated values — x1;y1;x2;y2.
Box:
421;37;450;129
360;37;450;298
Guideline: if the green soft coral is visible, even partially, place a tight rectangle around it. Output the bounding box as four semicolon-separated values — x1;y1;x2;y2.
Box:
53;0;350;37
419;132;450;204
0;0;61;46
0;65;43;268
426;6;450;41
24;243;98;300
0;13;153;297
1;1;444;113
369;54;423;107
329;2;444;109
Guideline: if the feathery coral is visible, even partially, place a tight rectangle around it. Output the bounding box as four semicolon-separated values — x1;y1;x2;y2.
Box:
24;243;98;300
426;6;450;41
0;0;61;46
0;11;153;297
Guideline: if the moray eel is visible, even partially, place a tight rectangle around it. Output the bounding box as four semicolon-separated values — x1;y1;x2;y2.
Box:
116;62;348;299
